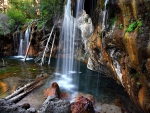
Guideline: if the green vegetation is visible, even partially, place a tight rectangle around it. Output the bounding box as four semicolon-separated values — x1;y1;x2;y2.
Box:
125;18;143;32
28;68;37;72
0;66;19;75
3;0;64;32
109;16;117;28
0;66;20;79
136;82;141;86
133;72;140;80
120;24;123;29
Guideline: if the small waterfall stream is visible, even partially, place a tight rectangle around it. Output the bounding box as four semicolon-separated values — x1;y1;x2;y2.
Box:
16;27;30;58
24;27;30;55
18;39;23;56
18;31;23;56
102;0;109;31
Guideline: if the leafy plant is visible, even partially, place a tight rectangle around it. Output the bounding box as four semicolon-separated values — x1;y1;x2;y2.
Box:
125;18;143;32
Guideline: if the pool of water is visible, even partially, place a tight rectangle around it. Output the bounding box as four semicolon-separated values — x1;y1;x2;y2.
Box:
0;56;141;112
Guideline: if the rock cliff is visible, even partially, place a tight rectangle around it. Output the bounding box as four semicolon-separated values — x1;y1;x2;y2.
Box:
80;0;150;112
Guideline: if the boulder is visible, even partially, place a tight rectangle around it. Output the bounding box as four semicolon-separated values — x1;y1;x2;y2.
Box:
71;96;95;113
39;96;71;113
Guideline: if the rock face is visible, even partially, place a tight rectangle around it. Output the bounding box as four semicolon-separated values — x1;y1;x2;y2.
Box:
80;0;150;112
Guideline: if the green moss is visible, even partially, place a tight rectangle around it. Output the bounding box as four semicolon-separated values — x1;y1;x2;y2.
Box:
28;68;37;72
136;82;141;86
120;24;123;29
0;66;20;79
139;29;143;34
109;16;117;28
132;72;140;80
125;18;143;32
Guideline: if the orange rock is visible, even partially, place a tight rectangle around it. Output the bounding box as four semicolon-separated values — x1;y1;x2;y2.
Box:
43;82;60;99
60;92;71;100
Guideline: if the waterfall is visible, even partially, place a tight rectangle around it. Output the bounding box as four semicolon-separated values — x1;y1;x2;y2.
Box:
13;32;20;55
24;27;30;54
18;39;23;56
18;31;23;56
102;0;109;31
55;0;84;96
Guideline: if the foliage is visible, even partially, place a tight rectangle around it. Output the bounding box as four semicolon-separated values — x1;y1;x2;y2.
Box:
0;14;10;35
125;18;143;32
39;0;63;21
136;82;141;86
119;24;123;29
6;0;38;32
109;16;117;28
7;6;25;24
5;0;64;32
37;20;46;30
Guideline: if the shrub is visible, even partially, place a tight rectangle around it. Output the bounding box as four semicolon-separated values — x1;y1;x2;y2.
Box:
7;6;26;31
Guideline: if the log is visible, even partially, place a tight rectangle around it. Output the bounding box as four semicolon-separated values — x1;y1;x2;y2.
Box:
9;81;43;103
5;74;48;101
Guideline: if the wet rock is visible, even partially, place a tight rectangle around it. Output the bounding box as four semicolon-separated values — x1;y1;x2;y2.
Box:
27;108;36;113
60;92;71;100
39;96;71;113
20;103;30;110
0;99;37;113
43;82;60;99
77;10;94;50
71;96;95;113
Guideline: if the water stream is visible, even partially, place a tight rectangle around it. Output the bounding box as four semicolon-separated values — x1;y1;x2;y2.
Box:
102;0;109;31
18;39;23;56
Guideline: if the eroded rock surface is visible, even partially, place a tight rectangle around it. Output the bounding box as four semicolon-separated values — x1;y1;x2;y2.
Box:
81;0;150;112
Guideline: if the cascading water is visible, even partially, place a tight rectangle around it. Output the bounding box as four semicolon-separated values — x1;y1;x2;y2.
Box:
13;32;20;55
102;0;109;31
18;31;23;56
24;27;30;55
55;0;84;97
18;39;23;56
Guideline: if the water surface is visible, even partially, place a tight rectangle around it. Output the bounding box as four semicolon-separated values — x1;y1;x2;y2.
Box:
0;56;139;112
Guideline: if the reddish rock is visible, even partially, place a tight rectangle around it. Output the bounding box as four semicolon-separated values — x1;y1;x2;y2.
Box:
71;96;95;113
43;82;60;99
60;92;71;100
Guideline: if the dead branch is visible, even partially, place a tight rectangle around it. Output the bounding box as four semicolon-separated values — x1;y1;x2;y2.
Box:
48;33;56;65
40;25;55;65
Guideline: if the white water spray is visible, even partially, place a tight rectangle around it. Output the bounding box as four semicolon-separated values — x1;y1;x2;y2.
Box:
18;31;23;56
18;39;23;56
56;0;84;97
24;27;30;54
